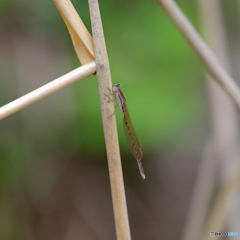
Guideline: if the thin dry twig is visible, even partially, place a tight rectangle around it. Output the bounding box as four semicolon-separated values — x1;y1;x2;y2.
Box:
182;141;218;240
0;0;96;121
54;0;95;65
203;161;240;240
88;1;131;240
182;1;239;240
0;61;96;120
157;0;240;113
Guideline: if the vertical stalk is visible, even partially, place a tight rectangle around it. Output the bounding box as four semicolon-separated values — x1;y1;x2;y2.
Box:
88;1;131;240
178;1;239;240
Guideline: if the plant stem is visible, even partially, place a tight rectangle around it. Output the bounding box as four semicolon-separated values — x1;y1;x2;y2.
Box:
88;1;131;240
157;0;240;113
0;61;96;120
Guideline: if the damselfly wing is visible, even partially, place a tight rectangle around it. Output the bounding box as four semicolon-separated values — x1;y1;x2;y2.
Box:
112;83;145;179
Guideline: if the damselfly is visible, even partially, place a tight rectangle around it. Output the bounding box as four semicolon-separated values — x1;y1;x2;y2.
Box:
112;83;145;179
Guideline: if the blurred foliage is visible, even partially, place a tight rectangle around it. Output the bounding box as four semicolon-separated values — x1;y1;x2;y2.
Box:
72;0;205;155
0;0;206;182
1;1;240;239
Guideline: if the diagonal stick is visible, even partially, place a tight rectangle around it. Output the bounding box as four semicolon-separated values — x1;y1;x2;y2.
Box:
157;0;240;112
0;61;96;120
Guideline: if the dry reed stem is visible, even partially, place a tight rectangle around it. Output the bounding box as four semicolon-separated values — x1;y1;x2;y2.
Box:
182;1;239;240
157;0;240;113
203;162;240;240
198;1;239;239
88;1;131;240
54;0;95;65
0;61;96;120
182;141;218;240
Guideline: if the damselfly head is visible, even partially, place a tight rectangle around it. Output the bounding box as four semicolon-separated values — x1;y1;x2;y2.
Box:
113;83;122;91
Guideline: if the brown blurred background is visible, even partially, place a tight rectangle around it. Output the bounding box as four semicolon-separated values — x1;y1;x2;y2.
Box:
0;0;240;239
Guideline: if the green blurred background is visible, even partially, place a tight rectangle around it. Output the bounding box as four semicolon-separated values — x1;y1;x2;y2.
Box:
1;0;237;239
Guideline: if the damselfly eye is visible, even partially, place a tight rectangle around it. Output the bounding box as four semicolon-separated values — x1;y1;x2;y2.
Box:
113;83;122;91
